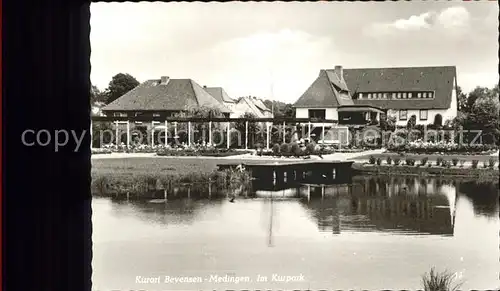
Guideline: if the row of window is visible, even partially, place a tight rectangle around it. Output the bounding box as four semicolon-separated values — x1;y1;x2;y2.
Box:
399;109;428;121
113;112;162;117
359;92;434;100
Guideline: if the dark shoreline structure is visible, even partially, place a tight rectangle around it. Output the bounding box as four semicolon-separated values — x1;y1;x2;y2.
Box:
353;163;499;180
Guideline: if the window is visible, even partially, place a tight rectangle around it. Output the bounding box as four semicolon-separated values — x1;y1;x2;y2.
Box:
419;109;428;121
113;112;127;117
397;93;402;99
358;93;363;99
408;93;412;98
423;92;427;98
429;92;434;98
399;110;408;120
152;113;161;117
367;93;372;99
392;93;396;99
383;93;388;99
403;93;407;98
378;93;382;98
417;93;422;98
308;109;326;119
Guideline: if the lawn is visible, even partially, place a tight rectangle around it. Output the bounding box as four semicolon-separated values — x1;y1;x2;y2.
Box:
352;152;499;162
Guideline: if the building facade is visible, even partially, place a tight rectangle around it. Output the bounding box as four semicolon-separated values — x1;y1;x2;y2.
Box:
294;65;458;127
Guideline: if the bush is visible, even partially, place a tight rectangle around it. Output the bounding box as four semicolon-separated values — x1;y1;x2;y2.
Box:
394;158;401;165
421;268;462;291
369;156;376;164
420;157;428;166
405;158;416;166
386;156;392;165
272;143;280;155
280;143;290;156
482;161;489;168
488;158;496;169
306;142;317;155
290;142;301;157
459;160;465;168
376;158;382;165
452;158;459;167
471;160;479;169
436;157;443;166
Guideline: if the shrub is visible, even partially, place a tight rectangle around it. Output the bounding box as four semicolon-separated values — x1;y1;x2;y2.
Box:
376;158;382;165
421;268;462;291
459;160;465;168
280;143;291;156
272;143;281;155
452;158;459;167
427;163;432;168
386;156;392;165
306;142;317;155
369;155;376;164
488;158;496;169
290;142;301;157
420;157;428;166
436;157;443;166
482;161;489;168
471;160;479;169
394;158;401;165
405;158;416;166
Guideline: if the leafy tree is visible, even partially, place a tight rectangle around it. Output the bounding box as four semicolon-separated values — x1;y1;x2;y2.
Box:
104;73;140;104
456;86;468;112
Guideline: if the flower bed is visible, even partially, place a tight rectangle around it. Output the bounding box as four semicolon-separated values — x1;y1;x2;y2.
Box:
387;140;498;155
92;148;113;155
357;154;499;179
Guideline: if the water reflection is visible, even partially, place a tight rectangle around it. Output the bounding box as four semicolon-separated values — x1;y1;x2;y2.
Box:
93;175;499;290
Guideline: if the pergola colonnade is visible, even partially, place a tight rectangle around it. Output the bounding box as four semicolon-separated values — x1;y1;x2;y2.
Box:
90;116;346;149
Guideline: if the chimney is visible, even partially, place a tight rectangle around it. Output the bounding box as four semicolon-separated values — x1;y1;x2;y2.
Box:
203;85;207;89
160;76;170;85
334;65;344;81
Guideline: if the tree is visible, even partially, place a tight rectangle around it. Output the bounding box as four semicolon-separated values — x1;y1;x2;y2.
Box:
90;84;107;105
456;86;468;112
104;73;140;104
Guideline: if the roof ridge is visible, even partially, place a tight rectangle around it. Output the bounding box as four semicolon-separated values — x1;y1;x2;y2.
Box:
338;65;456;70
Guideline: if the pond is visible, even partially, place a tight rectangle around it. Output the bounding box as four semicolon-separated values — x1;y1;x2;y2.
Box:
92;176;499;290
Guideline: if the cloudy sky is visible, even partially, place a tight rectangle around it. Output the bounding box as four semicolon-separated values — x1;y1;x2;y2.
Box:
90;2;498;103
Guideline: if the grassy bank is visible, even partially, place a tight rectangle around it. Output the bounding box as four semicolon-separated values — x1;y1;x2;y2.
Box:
353;162;499;180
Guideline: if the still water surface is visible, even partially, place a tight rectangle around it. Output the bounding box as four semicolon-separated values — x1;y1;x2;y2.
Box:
92;176;499;290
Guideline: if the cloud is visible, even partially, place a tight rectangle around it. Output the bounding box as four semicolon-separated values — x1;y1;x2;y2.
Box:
365;6;470;37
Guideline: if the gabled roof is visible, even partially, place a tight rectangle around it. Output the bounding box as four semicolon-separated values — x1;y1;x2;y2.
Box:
251;98;272;113
233;97;272;118
293;70;354;108
344;66;457;109
102;78;231;113
204;86;235;103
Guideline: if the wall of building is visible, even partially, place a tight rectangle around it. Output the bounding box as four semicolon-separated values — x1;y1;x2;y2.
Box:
295;108;338;120
392;108;456;127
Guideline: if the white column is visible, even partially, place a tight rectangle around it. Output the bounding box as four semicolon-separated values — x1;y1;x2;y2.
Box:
209;121;212;145
188;121;191;146
245;121;248;149
266;123;270;150
126;120;130;147
283;121;286;143
308;121;312;140
322;123;325;144
164;120;168;145
174;122;178;143
226;122;230;149
115;121;119;145
151;121;155;146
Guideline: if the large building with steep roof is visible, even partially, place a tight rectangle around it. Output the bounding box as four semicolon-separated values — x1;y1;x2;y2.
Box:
294;65;458;127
